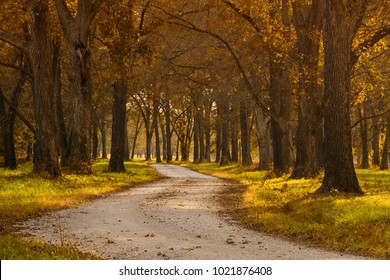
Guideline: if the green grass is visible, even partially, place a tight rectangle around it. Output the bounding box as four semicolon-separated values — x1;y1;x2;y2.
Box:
0;159;160;259
181;162;390;259
0;234;100;260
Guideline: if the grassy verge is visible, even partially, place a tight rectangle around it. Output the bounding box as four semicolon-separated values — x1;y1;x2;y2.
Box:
0;160;160;259
180;162;390;259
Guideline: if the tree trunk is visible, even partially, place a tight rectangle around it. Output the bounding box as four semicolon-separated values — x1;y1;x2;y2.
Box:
193;112;199;163
269;57;292;174
54;0;103;173
108;81;127;172
359;104;369;169
123;116;130;161
219;95;230;166
29;0;61;177
92;114;99;160
130;112;142;160
380;111;390;170
255;108;272;170
165;99;172;163
371;114;380;166
291;0;323;178
215;111;222;163
204;101;211;162
317;0;363;194
100;116;107;159
153;98;162;163
240;99;253;166
230;104;239;163
53;42;68;161
160;123;167;161
0;56;27;169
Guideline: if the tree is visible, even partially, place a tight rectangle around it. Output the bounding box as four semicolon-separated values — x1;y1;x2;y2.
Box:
291;0;324;178
0;0;61;177
54;0;103;173
317;0;366;194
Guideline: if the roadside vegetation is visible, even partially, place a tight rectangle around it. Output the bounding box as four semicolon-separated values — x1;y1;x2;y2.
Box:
0;160;160;260
181;162;390;260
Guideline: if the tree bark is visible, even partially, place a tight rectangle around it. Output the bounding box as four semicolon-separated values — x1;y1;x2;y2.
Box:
193;111;200;163
240;98;253;166
100;116;107;159
153;98;161;163
291;0;323;178
108;81;127;172
230;104;239;163
219;94;231;166
317;0;364;194
358;104;369;169
255;108;272;170
380;111;390;170
54;0;103;173
53;42;68;161
92;114;99;160
29;0;61;177
165;97;172;163
371;106;380;166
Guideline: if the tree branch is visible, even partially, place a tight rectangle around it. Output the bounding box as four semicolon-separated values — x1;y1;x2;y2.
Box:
0;30;28;51
221;0;262;33
0;88;35;135
352;25;390;65
54;0;75;39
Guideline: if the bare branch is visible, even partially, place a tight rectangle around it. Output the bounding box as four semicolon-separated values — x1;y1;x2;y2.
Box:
0;30;28;51
221;0;262;33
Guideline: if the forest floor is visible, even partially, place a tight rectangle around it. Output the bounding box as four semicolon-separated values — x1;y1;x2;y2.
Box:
15;164;367;260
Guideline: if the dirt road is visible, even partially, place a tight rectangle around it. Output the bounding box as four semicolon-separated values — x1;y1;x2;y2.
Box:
17;164;365;259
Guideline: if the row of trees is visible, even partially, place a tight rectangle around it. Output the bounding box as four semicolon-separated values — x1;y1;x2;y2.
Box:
0;0;389;194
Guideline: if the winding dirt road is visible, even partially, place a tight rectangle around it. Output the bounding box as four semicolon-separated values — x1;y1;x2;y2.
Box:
17;164;365;260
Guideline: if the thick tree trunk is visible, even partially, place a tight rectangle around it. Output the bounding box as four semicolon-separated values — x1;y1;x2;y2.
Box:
269;57;292;174
108;81;127;172
54;0;103;173
255;108;272;170
291;0;323;178
317;0;362;194
29;0;61;177
268;0;293;174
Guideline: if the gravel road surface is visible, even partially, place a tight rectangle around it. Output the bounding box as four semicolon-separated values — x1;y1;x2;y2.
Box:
17;164;365;260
